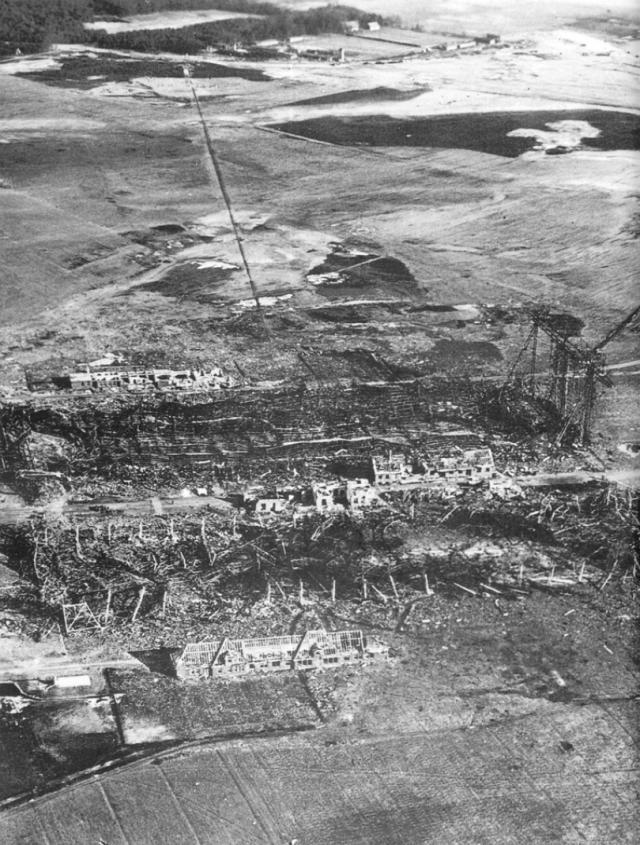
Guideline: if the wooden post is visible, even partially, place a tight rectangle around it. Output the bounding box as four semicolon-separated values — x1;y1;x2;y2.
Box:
161;588;168;617
423;573;433;595
299;579;304;603
107;523;113;543
362;577;368;600
131;586;146;622
138;521;144;541
370;583;388;604
32;536;40;584
389;574;399;600
75;525;83;559
104;588;112;624
331;578;336;603
266;581;272;603
200;517;214;566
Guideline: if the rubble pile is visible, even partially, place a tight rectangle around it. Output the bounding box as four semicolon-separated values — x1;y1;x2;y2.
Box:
0;478;634;646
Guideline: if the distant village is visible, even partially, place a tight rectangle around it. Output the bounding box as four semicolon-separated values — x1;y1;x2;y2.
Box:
212;25;501;63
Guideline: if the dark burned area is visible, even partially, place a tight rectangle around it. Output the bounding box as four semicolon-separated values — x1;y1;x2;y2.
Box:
15;54;270;89
285;85;431;108
307;244;418;298
0;130;201;186
122;262;236;300
270;109;640;156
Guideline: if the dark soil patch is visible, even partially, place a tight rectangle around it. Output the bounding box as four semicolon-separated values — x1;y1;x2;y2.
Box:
111;670;319;740
307;305;369;323
127;262;236;300
16;54;270;89
287;85;430;107
151;223;185;235
426;340;503;368
270;109;640;157
0;129;204;190
308;247;416;297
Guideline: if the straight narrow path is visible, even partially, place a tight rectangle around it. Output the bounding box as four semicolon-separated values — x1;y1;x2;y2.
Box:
185;71;266;329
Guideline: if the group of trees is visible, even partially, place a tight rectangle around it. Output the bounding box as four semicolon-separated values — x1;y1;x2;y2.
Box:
93;0;279;15
1;0;391;58
89;5;390;54
0;0;91;55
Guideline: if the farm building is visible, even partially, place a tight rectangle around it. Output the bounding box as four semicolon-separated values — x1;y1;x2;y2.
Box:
175;629;384;679
476;33;500;45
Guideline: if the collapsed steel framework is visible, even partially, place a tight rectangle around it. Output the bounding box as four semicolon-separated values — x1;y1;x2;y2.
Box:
509;305;640;444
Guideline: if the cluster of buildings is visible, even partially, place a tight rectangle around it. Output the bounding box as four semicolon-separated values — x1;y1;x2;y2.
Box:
175;629;387;679
249;448;522;517
208;25;500;63
64;367;233;393
429;34;500;52
213;39;345;63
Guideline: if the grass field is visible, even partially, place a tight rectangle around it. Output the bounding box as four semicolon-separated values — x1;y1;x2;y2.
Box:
1;698;637;843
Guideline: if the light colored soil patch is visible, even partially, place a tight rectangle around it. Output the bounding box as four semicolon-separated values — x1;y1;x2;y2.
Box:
84;9;263;34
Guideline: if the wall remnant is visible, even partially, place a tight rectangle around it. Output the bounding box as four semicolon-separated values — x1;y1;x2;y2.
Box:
175;629;387;679
66;367;233;393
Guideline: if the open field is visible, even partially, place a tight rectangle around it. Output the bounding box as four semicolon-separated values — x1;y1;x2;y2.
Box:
1;694;638;842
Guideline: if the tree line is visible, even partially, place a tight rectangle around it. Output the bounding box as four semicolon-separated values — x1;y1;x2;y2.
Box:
0;0;392;58
93;0;280;16
0;0;91;55
89;6;391;54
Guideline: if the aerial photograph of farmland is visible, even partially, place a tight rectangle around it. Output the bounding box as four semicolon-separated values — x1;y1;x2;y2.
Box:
0;0;638;841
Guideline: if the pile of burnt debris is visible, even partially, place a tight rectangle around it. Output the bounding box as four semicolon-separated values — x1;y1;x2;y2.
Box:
0;476;635;646
0;347;637;649
0;378;489;487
